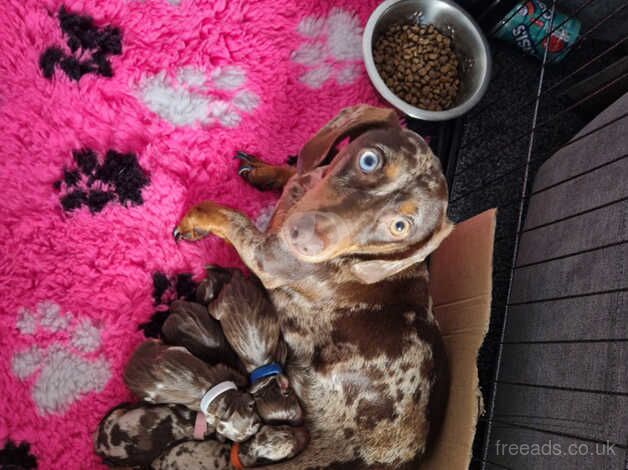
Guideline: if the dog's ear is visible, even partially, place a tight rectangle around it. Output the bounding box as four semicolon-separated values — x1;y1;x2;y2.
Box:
351;219;454;284
297;105;400;174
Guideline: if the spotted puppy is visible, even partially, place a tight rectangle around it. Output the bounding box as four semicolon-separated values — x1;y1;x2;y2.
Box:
123;339;260;442
210;269;304;426
94;402;209;468
152;425;309;469
95;402;308;469
173;105;452;468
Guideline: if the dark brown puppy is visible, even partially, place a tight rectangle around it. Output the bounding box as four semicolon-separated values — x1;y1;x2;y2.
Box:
173;105;451;469
161;299;243;373
124;340;260;443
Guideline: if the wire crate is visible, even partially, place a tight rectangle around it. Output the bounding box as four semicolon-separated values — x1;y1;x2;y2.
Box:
409;0;628;468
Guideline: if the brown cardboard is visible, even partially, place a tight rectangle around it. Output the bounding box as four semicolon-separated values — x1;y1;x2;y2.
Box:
422;209;496;470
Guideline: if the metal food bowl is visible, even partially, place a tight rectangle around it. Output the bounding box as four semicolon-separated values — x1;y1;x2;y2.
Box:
363;0;492;121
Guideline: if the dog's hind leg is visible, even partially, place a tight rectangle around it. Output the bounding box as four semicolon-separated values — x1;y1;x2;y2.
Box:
235;151;296;191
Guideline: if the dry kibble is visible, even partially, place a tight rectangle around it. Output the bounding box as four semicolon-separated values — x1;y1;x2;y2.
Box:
373;21;460;110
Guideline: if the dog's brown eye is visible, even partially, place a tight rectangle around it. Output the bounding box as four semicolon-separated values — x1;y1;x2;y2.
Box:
358;150;380;173
390;218;410;237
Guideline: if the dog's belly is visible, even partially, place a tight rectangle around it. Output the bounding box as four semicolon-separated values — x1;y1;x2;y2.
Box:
284;338;434;468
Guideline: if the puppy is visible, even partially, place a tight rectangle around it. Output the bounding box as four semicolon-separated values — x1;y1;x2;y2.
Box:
152;425;309;469
161;299;243;372
94;402;209;468
210;270;303;426
123;340;260;442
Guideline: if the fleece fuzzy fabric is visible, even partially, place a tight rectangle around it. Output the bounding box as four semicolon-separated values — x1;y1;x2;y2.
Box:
0;0;383;467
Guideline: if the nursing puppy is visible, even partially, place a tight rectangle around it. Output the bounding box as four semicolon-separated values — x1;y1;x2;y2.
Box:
152;425;309;469
123;340;260;442
162;272;303;426
161;299;243;373
95;402;308;469
210;270;303;426
94;402;207;468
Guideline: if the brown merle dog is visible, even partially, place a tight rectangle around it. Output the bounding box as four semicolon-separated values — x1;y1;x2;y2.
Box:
173;105;451;468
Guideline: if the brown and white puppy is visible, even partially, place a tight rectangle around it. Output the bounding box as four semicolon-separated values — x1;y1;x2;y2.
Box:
123;340;260;442
210;270;304;426
151;425;309;469
94;402;209;468
173;105;451;468
163;274;303;427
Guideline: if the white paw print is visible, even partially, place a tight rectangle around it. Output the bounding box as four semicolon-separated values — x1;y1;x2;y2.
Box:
12;301;111;415
292;8;364;88
139;66;260;128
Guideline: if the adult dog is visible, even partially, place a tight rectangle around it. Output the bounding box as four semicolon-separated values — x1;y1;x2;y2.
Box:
174;105;452;469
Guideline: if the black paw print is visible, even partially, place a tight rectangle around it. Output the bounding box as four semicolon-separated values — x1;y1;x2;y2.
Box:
0;440;37;469
53;148;150;213
39;7;122;81
138;272;199;338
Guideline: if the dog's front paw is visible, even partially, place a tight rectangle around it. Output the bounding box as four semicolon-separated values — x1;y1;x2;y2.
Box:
173;201;232;242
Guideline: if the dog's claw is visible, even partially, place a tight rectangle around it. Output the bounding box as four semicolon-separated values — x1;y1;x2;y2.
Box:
234;151;255;163
238;165;252;176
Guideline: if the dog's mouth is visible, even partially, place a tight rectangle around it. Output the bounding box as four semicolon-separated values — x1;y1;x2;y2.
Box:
280;211;348;263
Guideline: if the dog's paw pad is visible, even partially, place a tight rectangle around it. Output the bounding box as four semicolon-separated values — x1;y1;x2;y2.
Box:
11;301;111;415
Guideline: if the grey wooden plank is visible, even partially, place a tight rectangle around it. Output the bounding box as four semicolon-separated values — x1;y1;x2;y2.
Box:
532;92;628;193
498;342;627;393
510;244;627;304
493;383;628;445
524;157;628;231
504;292;626;342
487;425;626;470
516;199;628;266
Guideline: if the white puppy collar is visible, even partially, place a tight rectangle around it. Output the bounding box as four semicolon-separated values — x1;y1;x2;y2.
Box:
200;381;238;415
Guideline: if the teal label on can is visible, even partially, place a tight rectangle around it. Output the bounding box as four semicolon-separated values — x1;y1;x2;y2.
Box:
494;0;581;63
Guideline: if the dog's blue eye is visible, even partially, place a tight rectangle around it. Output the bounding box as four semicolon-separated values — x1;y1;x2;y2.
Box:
358;150;380;173
394;220;406;232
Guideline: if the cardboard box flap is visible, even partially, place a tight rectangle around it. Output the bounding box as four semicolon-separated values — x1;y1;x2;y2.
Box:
422;209;496;470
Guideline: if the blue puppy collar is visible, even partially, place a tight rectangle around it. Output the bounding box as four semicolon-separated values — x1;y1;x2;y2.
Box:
249;362;282;384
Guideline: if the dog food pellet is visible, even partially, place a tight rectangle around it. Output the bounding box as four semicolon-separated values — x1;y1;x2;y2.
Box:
373;22;460;111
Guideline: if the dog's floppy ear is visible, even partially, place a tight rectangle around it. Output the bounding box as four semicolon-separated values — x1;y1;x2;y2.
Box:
351;219;454;284
297;105;400;175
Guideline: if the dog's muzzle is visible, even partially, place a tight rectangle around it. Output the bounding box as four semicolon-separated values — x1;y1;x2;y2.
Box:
280;211;348;262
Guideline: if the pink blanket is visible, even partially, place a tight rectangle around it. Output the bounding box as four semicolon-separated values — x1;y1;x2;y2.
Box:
0;0;382;467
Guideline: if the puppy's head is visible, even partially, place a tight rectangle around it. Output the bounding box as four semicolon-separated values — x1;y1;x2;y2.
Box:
209;390;261;442
281;105;452;283
250;374;303;426
238;425;309;467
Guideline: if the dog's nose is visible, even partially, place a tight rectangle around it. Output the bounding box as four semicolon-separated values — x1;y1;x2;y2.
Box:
172;227;181;241
281;211;346;261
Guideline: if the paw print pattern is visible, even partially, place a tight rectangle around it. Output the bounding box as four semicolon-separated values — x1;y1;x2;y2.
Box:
11;302;111;415
53;148;150;213
139;66;260;128
291;8;364;88
39;7;122;81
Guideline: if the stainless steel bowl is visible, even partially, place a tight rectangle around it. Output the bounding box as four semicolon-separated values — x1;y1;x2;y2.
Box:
363;0;492;121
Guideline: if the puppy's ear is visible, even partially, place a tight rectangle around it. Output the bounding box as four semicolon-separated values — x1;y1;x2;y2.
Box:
351;219;454;284
298;105;400;174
